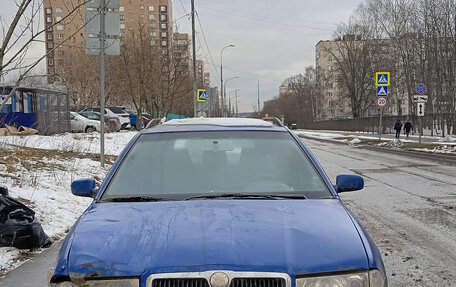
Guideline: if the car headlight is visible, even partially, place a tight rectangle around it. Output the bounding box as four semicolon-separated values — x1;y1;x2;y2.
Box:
296;270;387;287
52;278;139;287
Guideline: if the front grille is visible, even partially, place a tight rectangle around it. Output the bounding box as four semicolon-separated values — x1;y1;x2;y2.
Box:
152;278;210;287
230;278;286;287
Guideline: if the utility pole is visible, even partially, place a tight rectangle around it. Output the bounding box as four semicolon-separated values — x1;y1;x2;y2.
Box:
257;79;260;114
191;0;197;117
235;89;239;117
99;0;106;167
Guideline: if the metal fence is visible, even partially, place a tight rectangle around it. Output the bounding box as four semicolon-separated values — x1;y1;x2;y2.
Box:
300;113;454;136
1;86;70;135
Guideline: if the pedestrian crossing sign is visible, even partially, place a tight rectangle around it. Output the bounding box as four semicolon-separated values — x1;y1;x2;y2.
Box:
197;89;207;102
377;86;388;96
376;72;390;86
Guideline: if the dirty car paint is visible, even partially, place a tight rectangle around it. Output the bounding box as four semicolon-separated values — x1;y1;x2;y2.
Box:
60;200;369;279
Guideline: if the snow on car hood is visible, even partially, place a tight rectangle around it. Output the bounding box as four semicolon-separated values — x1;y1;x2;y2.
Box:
66;199;368;277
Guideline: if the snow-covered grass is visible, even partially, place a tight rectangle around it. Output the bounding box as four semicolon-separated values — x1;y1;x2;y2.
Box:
0;131;137;276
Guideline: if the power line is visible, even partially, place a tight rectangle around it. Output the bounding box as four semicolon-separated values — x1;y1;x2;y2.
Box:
177;0;219;78
197;5;335;32
195;11;220;78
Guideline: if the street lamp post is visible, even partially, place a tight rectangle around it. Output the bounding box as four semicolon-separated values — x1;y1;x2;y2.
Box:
229;89;240;117
223;76;239;116
220;44;235;117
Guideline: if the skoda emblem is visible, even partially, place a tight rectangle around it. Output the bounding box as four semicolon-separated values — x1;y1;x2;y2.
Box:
210;272;230;287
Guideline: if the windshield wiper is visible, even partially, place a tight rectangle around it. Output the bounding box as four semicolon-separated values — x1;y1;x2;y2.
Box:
100;196;169;202
185;193;306;200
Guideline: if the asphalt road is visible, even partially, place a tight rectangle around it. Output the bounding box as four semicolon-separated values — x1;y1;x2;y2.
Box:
302;137;456;286
1;138;455;286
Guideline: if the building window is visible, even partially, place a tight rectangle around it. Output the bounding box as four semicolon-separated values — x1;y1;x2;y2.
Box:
55;7;62;13
141;14;144;18
58;50;64;56
149;23;157;28
129;9;132;13
160;14;166;21
160;5;166;12
58;59;64;65
329;56;333;62
328;92;333;98
161;40;167;46
48;59;54;65
57;25;63;30
119;6;124;11
46;26;53;32
49;67;55;74
120;15;124;20
57;33;64;39
46;8;52;14
150;40;156;46
47;16;52;23
140;5;144;9
120;23;125;29
129;18;132;22
47;42;53;49
119;32;124;37
160;23;167;29
150;31;156;37
148;5;154;11
149;14;155;20
47;33;53;40
161;32;167;38
56;16;62;22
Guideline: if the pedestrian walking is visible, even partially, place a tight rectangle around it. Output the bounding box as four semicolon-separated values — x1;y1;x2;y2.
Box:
394;119;402;139
404;119;413;139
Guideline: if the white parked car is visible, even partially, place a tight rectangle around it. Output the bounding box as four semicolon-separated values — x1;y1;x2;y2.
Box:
70;111;100;133
106;106;131;130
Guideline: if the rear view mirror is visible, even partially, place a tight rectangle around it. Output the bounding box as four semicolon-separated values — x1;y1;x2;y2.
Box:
71;178;96;198
336;174;364;193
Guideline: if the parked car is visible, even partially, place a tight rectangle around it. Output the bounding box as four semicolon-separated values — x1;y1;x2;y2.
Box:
128;111;151;130
106;106;131;130
79;111;121;132
70;111;100;133
262;116;284;127
80;107;125;130
50;118;387;287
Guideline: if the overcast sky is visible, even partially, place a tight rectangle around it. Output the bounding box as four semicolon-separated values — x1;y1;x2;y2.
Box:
173;0;362;112
2;0;363;112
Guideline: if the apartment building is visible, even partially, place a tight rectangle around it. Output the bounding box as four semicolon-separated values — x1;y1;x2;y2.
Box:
315;36;411;121
43;0;172;84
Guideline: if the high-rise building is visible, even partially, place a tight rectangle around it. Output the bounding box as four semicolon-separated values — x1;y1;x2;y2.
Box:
43;0;172;84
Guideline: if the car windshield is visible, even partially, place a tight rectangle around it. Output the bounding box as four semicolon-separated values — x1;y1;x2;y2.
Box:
101;131;330;201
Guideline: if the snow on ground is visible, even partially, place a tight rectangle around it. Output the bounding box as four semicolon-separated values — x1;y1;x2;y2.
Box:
0;131;137;275
0;131;137;156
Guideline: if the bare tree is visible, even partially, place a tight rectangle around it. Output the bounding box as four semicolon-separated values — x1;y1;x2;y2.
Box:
1;0;90;111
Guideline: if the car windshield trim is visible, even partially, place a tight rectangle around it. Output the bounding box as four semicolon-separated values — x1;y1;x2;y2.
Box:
99;195;170;202
184;193;307;200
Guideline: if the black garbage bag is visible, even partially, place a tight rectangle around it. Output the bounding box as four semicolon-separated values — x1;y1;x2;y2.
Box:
0;193;51;249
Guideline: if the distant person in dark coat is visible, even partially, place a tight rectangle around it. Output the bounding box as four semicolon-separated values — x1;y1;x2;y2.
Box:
394;119;402;139
404;119;413;138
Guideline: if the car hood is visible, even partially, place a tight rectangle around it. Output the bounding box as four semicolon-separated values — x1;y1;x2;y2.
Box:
66;200;368;277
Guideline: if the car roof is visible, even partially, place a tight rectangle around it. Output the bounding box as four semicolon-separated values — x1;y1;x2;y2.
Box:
142;117;287;133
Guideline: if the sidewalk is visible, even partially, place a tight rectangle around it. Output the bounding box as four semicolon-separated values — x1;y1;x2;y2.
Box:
294;129;456;156
296;129;456;144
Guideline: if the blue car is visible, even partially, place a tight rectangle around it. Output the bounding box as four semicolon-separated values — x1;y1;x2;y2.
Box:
50;118;387;287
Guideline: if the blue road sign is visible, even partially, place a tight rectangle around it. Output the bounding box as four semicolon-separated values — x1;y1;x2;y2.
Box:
197;89;207;102
376;72;390;86
415;83;427;95
377;86;388;97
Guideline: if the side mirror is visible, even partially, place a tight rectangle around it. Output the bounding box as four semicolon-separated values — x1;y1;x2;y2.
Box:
0;185;8;196
71;178;96;198
336;174;364;193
